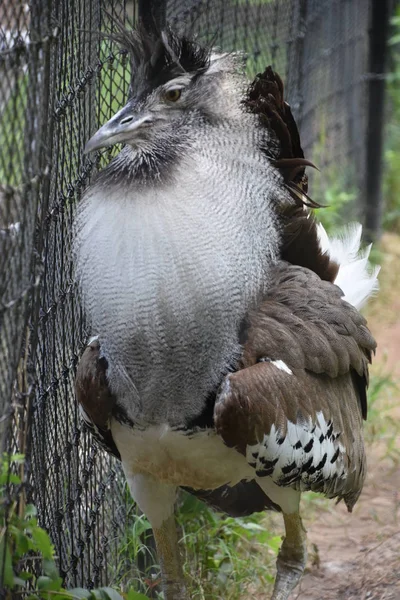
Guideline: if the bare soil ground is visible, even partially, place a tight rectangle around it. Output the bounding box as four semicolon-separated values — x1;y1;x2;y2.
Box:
285;233;400;600
289;446;400;600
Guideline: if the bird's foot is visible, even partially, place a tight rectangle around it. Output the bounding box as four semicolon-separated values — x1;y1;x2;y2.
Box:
271;512;307;600
271;555;306;600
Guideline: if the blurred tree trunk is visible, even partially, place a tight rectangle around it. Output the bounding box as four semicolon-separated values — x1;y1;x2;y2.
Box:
138;0;167;30
364;0;391;242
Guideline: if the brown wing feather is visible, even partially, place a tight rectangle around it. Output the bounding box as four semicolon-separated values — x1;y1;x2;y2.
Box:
244;66;309;189
75;338;120;459
215;363;366;511
242;264;374;397
244;67;339;283
214;262;375;511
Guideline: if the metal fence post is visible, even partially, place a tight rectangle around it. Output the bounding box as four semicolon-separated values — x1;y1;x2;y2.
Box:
364;0;391;241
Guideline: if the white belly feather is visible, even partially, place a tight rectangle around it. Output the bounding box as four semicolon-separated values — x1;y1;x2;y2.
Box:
111;419;253;490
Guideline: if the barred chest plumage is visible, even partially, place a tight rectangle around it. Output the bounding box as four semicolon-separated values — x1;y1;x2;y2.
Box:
74;122;285;428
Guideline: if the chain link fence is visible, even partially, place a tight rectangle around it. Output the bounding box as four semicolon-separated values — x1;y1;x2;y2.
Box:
0;0;381;594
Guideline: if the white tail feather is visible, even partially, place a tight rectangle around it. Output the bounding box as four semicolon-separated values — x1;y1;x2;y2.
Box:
317;223;380;310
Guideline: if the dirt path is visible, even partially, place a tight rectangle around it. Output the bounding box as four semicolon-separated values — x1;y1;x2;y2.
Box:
289;444;400;600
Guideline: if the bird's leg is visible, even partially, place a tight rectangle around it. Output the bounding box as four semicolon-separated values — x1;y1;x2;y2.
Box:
256;476;306;599
152;513;188;600
124;473;188;600
271;512;307;600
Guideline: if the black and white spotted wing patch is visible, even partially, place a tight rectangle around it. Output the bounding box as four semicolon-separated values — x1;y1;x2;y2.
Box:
246;411;347;493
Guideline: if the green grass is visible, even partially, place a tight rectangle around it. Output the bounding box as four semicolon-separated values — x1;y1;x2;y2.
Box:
177;493;279;600
111;508;159;597
111;491;279;600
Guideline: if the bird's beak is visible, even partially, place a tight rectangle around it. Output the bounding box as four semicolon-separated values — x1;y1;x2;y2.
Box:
84;103;153;154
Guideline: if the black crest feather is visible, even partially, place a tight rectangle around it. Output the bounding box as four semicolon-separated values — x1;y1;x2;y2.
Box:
105;15;211;96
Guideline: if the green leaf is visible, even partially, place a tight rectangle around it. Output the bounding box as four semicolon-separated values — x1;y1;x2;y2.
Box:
237;521;264;532
127;591;151;600
90;591;105;600
30;526;54;559
24;504;38;518
0;472;21;485
43;558;60;580
11;453;25;464
267;535;282;553
37;574;63;591
98;588;125;600
67;589;93;599
37;576;52;590
18;570;33;581
0;536;14;587
131;515;152;538
7;525;30;556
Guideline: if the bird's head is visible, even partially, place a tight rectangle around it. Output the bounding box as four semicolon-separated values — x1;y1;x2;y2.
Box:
85;24;242;154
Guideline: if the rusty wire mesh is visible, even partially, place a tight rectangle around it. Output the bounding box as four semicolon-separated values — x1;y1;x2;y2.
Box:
0;0;372;594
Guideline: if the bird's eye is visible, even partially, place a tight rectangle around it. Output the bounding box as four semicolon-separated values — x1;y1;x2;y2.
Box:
164;88;182;102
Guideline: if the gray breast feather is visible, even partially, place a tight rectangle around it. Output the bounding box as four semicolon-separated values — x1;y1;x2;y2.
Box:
74;120;284;427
